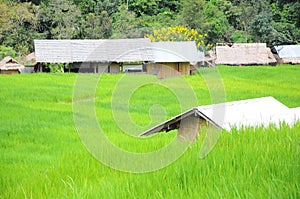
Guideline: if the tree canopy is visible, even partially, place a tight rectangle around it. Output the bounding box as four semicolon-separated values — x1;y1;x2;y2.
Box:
0;0;299;57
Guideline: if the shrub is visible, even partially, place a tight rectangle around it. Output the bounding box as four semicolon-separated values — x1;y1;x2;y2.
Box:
0;45;16;60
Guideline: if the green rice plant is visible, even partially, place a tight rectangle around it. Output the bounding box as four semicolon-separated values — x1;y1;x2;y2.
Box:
0;65;299;198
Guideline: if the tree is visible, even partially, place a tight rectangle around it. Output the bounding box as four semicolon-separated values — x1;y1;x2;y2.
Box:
128;0;158;16
231;0;270;41
145;26;208;49
111;5;140;38
250;12;274;43
77;0;120;15
270;21;300;45
179;0;205;30
0;45;17;60
203;0;235;44
38;0;81;39
127;0;180;17
231;30;251;43
0;1;40;56
81;11;112;39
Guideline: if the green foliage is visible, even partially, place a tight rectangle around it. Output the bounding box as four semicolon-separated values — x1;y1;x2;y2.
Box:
180;0;205;30
271;21;300;45
0;1;40;56
77;0;120;15
80;11;112;39
128;0;180;17
270;2;300;45
128;0;158;16
0;45;16;60
45;63;68;73
231;30;251;43
38;0;82;39
250;12;274;43
203;0;235;44
111;5;141;38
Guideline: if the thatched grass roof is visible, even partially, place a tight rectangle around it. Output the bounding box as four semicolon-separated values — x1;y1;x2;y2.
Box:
0;56;25;71
215;43;276;65
25;52;36;62
34;39;154;63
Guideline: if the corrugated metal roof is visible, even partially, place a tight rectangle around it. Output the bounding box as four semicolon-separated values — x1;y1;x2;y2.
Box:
152;41;204;63
274;45;300;58
34;39;154;63
197;96;297;131
215;43;276;65
140;96;300;136
274;45;300;64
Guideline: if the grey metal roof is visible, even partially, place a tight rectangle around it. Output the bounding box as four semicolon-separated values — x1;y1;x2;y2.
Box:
274;45;300;58
34;39;154;63
140;96;300;136
151;41;204;63
274;45;300;64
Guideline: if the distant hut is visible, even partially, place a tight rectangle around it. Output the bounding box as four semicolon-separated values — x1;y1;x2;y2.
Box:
26;52;36;62
34;39;205;77
140;96;300;141
215;43;276;65
273;45;300;64
23;52;37;73
147;41;204;78
0;56;25;74
34;39;154;73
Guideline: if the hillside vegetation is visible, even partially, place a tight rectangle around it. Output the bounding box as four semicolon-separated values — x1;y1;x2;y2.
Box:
0;0;299;58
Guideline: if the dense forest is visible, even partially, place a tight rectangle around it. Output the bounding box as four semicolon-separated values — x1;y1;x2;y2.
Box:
0;0;299;58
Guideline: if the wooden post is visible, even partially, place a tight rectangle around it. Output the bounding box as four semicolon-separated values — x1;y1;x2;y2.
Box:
177;116;200;142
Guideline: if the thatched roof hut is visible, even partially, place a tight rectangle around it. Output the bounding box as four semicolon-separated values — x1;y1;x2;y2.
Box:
215;43;276;65
0;56;25;74
26;52;36;62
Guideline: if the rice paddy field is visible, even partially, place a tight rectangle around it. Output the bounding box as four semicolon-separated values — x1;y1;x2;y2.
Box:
0;65;299;198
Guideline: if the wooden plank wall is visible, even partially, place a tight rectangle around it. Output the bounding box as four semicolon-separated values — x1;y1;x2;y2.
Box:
147;62;190;78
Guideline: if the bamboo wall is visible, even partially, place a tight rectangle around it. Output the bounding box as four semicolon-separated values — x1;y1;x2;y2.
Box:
0;70;19;74
146;62;190;78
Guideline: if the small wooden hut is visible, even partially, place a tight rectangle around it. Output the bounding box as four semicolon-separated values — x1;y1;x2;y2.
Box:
0;56;25;74
147;41;204;78
25;52;36;62
140;97;300;141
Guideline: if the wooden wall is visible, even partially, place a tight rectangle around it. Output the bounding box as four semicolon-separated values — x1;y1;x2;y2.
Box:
146;62;190;78
109;63;120;74
0;70;20;74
